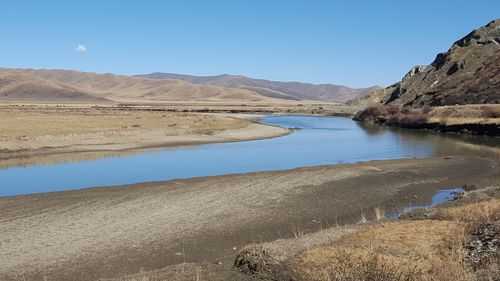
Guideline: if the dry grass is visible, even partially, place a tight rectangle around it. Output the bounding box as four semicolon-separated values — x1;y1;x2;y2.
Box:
295;247;472;281
291;198;500;281
0;108;247;139
355;105;428;127
293;221;472;281
0;106;288;159
356;104;500;127
427;105;500;125
435;199;500;223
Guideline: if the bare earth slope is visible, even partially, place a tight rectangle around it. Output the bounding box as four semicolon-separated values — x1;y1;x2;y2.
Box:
0;71;110;103
135;72;380;103
0;68;285;103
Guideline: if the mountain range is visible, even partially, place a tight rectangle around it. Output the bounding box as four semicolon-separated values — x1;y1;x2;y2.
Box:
0;68;377;104
135;73;379;103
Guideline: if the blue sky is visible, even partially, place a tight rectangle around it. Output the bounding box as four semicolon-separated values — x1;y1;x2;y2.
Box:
1;1;498;87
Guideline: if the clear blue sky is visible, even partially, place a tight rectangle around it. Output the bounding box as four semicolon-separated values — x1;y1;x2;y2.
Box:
1;1;498;87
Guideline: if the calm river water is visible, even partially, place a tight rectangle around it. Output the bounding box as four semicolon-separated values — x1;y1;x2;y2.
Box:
0;115;498;196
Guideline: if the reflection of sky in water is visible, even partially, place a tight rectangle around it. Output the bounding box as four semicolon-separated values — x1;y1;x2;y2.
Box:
0;116;496;196
388;188;464;218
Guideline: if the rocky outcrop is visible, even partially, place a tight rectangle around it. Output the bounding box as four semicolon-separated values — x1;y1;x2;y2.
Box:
353;20;500;136
466;222;500;269
371;19;500;107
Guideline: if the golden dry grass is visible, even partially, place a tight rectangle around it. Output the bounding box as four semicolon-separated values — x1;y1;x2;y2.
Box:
0;106;290;168
291;198;500;281
435;198;500;223
356;104;500;129
426;105;500;125
293;221;472;281
0;108;247;138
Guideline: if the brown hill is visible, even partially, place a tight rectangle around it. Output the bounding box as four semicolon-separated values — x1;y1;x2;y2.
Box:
135;73;379;103
0;71;109;103
359;19;500;108
0;69;285;103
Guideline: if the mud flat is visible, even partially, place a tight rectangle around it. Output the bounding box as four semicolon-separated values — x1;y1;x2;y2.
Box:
1;156;499;281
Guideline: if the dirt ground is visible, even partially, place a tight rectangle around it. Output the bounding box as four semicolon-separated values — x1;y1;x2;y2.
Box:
1;156;498;281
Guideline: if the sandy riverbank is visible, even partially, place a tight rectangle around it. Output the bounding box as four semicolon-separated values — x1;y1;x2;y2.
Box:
1;156;499;281
0;106;290;168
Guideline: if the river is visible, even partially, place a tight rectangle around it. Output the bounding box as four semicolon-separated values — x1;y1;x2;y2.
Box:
0;115;498;196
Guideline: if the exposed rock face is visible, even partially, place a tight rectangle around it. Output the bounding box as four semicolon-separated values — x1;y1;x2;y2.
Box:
376;19;500;107
465;222;500;269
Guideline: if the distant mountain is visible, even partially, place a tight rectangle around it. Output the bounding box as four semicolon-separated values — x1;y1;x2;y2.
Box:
0;71;110;103
0;69;285;103
0;68;376;104
136;73;379;103
357;19;500;108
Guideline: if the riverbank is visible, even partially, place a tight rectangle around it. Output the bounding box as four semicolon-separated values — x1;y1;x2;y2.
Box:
353;104;500;136
234;186;500;281
0;105;290;167
1;156;499;281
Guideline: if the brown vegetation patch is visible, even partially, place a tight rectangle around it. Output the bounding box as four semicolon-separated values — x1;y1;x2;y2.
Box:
354;104;500;135
281;197;500;281
292;220;472;281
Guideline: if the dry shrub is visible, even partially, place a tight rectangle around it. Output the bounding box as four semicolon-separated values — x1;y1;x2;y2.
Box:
422;105;433;114
436;199;500;223
294;245;473;281
356;105;430;127
296;248;421;281
386;105;401;115
474;259;500;281
401;107;411;114
426;199;500;280
436;107;460;119
355;105;388;121
480;106;500;118
291;200;500;281
396;112;428;126
293;221;475;281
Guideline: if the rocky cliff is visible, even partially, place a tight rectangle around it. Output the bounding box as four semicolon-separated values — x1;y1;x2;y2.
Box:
366;19;500;107
353;20;500;136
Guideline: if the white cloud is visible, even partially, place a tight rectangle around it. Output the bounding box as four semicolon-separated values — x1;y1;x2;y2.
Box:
75;44;87;53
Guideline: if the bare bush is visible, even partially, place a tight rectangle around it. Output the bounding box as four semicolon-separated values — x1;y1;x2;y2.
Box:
422;105;433;114
481;106;500;118
355;105;387;121
386;105;401;115
398;112;428;126
356;105;430;127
